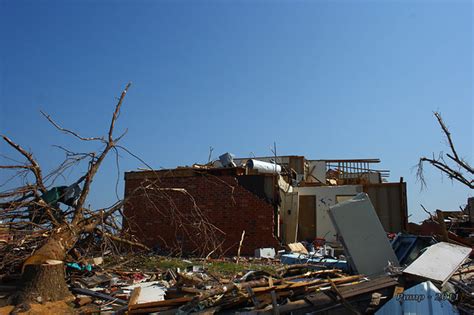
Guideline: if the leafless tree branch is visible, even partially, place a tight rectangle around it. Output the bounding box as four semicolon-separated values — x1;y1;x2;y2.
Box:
40;110;104;142
0;82;151;283
72;82;131;224
417;112;473;189
1;135;47;194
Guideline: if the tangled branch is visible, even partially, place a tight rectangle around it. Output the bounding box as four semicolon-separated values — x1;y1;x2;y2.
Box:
0;83;150;275
417;112;473;189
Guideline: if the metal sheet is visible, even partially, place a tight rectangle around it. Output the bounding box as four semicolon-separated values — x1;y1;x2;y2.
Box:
218;152;236;167
376;281;459;315
328;193;399;276
403;242;471;285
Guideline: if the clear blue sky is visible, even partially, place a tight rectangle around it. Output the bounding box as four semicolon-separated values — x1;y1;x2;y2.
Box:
1;0;472;223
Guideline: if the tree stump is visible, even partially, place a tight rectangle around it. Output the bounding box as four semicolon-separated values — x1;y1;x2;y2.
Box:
14;260;72;305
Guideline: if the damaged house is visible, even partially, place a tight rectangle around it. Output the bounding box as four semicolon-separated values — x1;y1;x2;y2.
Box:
123;155;408;256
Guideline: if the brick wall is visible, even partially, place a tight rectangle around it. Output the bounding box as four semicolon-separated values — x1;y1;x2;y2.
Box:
123;173;280;256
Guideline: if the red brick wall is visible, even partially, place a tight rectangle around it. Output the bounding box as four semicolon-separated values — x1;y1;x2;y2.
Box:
123;173;280;256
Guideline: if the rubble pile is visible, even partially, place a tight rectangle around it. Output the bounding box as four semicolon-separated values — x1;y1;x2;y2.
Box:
0;144;472;314
0;231;473;314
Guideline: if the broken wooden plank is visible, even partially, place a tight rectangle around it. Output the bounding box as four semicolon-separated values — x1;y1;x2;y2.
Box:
283;269;343;281
268;276;398;314
287;242;308;255
330;276;397;300
270;290;279;315
328;279;361;315
253;275;363;293
70;287;127;305
246;286;262;308
128;287;141;309
129;296;193;311
129;307;177;314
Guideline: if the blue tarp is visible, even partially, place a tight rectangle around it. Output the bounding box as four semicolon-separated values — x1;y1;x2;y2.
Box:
376;281;459;315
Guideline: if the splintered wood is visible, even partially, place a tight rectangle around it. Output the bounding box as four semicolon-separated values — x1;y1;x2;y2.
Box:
127;266;387;314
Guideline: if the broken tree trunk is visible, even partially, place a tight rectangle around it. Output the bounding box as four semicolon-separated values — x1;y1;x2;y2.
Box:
11;224;84;306
1;83;135;306
15;217;102;303
15;260;72;304
23;225;82;265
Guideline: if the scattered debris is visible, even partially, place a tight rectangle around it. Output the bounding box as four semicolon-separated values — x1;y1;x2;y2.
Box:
391;233;437;266
0;110;471;315
254;248;276;259
123;281;167;304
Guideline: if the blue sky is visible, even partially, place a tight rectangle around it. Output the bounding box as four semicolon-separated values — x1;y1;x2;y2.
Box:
1;0;472;223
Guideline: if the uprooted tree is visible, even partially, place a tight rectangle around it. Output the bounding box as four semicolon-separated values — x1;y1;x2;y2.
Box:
0;83;151;305
417;111;473;190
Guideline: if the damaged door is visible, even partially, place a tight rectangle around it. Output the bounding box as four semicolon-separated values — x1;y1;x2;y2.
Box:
297;195;316;241
281;192;299;244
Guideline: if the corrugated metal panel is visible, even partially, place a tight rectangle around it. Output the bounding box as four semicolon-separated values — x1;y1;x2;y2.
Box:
376;281;459;315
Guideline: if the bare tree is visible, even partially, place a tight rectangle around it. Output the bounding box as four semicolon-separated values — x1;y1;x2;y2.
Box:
417;112;473;189
0;83;226;307
0;83;149;305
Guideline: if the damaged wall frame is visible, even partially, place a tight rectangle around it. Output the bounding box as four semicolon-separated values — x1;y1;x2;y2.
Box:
123;154;409;256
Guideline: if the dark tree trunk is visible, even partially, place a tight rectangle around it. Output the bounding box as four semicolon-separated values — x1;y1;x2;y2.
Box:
15;261;73;305
0;83;133;308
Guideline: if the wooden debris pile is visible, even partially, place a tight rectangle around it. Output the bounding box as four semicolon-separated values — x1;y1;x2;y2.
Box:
450;260;474;314
24;259;399;314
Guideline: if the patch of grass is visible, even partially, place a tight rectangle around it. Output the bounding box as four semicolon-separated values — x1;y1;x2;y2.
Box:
247;263;278;275
156;257;193;270
205;261;277;277
103;254;279;277
102;255;193;271
206;261;246;276
140;256;160;270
